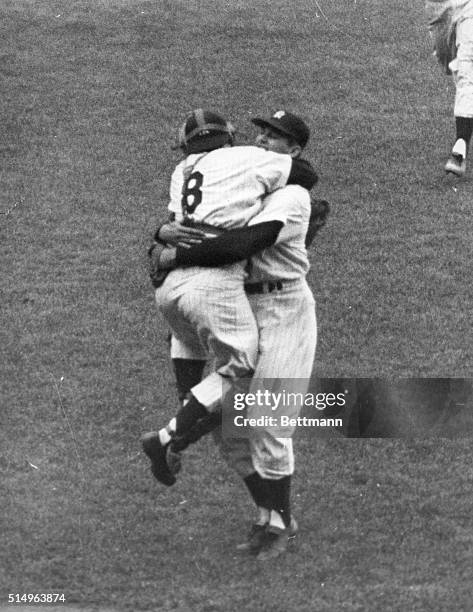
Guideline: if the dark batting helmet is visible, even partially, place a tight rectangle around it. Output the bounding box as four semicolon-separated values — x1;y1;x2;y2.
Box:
177;108;235;154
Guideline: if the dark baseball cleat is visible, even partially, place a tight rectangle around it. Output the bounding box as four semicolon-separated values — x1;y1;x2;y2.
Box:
445;154;466;176
166;444;182;475
141;432;176;486
236;523;268;553
256;517;298;561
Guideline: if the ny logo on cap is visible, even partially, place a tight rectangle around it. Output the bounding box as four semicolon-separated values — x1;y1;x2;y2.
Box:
273;110;286;119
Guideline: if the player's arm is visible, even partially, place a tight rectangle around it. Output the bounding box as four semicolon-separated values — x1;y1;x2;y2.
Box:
158;221;284;269
172;184;311;267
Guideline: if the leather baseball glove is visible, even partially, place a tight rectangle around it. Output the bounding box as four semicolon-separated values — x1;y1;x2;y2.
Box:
305;198;330;247
148;242;170;288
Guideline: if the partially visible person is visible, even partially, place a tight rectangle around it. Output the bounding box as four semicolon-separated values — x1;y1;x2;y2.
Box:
427;0;473;175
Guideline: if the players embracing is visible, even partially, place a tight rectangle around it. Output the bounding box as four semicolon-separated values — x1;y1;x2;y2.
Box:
142;108;328;560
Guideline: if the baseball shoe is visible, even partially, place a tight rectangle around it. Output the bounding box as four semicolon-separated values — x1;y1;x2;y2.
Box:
445;139;467;176
141;432;176;486
236;523;268;553
256;517;298;561
445;154;466;176
166;444;182;475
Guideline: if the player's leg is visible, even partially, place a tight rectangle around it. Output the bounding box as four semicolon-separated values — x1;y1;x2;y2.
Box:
247;283;317;559
168;372;251;454
248;434;298;560
142;283;211;485
141;397;208;487
144;268;258;484
165;306;210;419
172;358;207;406
183;278;258;379
165;275;258;453
143;385;221;484
169;335;208;462
159;266;258;385
212;430;274;552
199;283;316;553
446;17;473;175
142;399;216;484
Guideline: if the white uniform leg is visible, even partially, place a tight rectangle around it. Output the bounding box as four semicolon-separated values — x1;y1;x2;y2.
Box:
156;265;258;411
169;333;208;361
247;280;317;479
211;427;254;479
453;17;473;117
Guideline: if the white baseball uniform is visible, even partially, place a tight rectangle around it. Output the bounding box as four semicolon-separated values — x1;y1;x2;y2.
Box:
427;0;473;116
155;145;293;402
452;1;473;117
216;184;317;479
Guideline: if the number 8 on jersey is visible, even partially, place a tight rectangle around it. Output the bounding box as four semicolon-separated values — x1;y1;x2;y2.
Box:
182;171;204;215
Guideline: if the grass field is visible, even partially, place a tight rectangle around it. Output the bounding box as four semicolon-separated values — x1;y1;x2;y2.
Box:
1;1;473;611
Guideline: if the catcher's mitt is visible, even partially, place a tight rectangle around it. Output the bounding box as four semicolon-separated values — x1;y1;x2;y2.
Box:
148;241;170;288
305;198;330;248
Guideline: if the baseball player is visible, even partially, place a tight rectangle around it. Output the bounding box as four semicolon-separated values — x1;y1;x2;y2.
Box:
142;109;318;489
146;111;321;560
427;0;473;175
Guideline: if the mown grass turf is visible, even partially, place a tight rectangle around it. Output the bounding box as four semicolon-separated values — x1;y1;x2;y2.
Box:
1;1;472;610
3;428;473;611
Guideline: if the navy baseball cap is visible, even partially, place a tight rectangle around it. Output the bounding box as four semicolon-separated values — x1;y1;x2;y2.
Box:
251;110;310;148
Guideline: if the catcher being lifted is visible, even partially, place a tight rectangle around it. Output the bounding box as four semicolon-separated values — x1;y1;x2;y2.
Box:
144;108;330;561
149;193;329;288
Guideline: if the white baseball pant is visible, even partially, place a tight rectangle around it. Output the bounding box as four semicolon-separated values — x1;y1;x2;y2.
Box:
217;278;317;479
451;16;473;116
155;264;258;410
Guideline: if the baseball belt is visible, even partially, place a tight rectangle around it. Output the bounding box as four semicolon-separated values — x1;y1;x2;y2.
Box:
245;280;286;294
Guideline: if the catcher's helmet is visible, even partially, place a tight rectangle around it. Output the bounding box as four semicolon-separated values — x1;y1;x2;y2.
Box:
177;108;235;154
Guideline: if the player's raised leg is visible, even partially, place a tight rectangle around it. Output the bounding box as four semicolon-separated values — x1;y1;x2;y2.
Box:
143;266;258;485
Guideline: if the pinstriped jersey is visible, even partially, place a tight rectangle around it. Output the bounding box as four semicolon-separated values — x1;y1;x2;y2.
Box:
168;145;292;229
247;185;311;282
